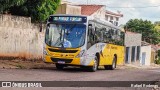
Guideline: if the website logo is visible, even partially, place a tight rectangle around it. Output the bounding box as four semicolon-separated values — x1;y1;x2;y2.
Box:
2;82;11;87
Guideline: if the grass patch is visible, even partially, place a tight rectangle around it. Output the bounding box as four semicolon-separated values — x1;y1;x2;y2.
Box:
16;64;25;69
155;59;160;64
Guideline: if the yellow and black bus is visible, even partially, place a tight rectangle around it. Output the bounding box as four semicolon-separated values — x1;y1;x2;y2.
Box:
43;14;124;72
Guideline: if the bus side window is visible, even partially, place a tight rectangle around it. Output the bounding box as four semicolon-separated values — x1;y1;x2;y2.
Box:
87;24;92;49
95;27;102;43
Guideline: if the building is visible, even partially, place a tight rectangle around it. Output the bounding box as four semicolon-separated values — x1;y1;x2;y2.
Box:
151;44;160;63
105;10;123;26
56;3;81;15
125;31;141;65
125;31;152;66
141;41;151;65
78;5;123;26
57;0;123;26
78;5;106;19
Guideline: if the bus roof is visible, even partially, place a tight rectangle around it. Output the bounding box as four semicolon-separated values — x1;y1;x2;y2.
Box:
49;14;122;30
88;17;121;30
50;14;88;17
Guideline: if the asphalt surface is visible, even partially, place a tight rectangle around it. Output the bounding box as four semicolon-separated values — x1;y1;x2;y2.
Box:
0;66;160;90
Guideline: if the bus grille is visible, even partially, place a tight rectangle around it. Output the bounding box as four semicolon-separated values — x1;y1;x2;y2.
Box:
48;48;78;53
51;58;72;63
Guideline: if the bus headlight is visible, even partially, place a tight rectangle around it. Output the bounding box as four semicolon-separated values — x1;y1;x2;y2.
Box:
76;50;85;57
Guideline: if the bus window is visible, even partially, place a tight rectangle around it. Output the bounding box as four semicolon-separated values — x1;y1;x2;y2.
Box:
45;23;86;48
87;24;95;49
95;27;103;43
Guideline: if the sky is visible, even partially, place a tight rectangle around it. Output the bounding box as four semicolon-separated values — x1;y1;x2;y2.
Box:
67;0;160;25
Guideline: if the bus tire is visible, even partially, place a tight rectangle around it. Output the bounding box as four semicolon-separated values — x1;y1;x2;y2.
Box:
55;63;64;70
88;56;98;72
104;56;116;70
110;56;116;70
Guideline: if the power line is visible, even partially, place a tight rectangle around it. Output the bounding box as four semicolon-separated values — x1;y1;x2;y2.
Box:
106;5;160;8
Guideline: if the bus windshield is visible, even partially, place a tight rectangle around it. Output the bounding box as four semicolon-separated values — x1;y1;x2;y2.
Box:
45;23;86;48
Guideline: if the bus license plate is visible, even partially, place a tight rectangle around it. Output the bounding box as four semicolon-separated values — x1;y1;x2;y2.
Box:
57;61;65;64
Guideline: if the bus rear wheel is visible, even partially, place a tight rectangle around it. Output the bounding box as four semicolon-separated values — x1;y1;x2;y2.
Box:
55;63;64;70
104;56;116;70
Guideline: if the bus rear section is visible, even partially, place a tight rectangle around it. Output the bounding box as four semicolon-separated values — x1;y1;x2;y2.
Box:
98;44;124;70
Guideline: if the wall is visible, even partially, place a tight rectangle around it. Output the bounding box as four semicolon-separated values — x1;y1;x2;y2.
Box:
140;45;151;65
151;50;156;63
66;4;81;15
0;14;45;59
125;32;142;47
124;32;142;64
56;4;81;15
91;6;106;20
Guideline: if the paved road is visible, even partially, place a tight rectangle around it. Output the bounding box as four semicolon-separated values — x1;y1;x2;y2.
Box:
0;66;160;90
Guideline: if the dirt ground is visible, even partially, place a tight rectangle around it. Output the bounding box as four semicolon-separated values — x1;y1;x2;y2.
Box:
0;58;159;69
0;59;54;69
0;59;128;69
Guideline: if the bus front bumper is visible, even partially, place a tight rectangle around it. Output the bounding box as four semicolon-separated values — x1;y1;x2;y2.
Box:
43;55;94;66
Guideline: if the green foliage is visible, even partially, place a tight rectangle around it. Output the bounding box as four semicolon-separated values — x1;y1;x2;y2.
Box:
124;19;160;44
0;0;61;22
154;21;160;32
155;50;160;64
155;59;160;64
0;0;25;13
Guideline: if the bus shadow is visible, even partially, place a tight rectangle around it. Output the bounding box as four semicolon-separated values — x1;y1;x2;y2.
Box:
33;66;86;72
34;66;119;72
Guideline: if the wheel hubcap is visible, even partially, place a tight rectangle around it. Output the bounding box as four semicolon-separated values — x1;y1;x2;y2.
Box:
113;60;115;68
93;58;97;71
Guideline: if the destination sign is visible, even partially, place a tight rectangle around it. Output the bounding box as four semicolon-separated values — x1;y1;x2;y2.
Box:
48;16;87;23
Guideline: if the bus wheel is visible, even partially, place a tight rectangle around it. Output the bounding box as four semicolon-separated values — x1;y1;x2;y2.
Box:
55;64;64;70
89;56;98;72
104;56;116;70
111;57;116;70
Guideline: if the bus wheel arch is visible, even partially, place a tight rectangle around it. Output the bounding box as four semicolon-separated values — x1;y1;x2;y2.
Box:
104;54;117;70
112;54;117;69
88;53;99;72
96;53;100;66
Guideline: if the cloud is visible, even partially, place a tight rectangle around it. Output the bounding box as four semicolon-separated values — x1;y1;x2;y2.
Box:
67;0;160;24
149;0;160;4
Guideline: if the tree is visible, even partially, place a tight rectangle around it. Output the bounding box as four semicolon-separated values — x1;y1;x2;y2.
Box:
154;21;160;32
124;19;160;44
0;0;25;13
1;0;61;22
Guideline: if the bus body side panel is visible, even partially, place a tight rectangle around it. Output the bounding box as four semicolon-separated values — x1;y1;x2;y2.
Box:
99;44;112;65
116;46;124;65
107;44;124;65
84;43;106;66
99;44;124;66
